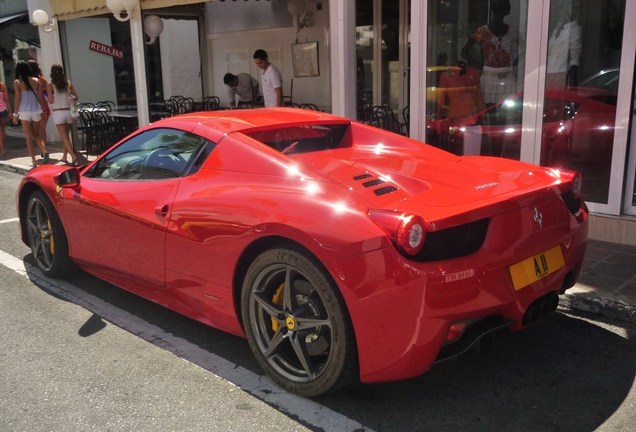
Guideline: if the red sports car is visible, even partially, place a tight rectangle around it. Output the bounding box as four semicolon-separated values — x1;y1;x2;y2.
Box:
17;108;588;396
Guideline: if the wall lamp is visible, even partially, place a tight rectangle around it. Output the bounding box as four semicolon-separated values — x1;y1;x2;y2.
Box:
106;0;139;22
287;0;312;29
143;15;164;45
32;9;56;32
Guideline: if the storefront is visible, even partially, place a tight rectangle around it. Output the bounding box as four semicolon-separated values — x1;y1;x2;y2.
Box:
22;0;636;244
0;8;40;105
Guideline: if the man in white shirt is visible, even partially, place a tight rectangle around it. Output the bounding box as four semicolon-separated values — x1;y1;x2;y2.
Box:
253;49;282;107
223;73;259;108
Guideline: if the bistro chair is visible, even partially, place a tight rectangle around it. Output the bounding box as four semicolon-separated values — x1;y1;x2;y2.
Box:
78;104;108;154
81;108;119;154
371;104;407;135
150;101;170;121
92;110;121;152
357;91;373;123
180;97;195;113
95;100;116;111
76;102;95;151
363;107;387;130
402;105;410;135
164;97;180;117
202;96;221;111
165;95;194;115
238;100;254;109
282;78;294;106
300;103;319;111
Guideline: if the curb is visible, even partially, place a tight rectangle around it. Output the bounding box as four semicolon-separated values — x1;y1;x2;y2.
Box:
559;293;636;323
0;161;29;176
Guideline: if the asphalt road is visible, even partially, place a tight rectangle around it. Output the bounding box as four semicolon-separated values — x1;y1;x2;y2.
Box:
1;169;635;432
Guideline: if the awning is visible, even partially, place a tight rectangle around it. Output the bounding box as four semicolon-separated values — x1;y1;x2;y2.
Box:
50;0;208;21
0;11;28;28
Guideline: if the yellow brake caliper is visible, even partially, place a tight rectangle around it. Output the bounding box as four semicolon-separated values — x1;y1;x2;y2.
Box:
271;283;284;332
48;220;55;255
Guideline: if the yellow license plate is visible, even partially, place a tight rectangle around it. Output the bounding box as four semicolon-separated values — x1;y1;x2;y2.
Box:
509;245;565;291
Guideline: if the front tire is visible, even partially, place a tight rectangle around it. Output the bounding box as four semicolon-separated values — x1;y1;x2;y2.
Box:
25;190;75;278
241;247;357;397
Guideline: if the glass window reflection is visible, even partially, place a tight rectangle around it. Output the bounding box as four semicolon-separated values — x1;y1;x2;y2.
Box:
426;0;527;159
542;0;625;204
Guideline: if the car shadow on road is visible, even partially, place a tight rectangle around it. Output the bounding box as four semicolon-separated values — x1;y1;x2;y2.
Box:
26;255;635;432
317;313;635;431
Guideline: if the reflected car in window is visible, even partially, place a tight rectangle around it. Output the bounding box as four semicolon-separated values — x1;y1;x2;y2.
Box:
441;87;616;170
17;108;588;397
579;68;619;94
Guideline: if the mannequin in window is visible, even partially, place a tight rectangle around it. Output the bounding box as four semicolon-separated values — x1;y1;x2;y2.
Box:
461;0;519;105
546;1;582;88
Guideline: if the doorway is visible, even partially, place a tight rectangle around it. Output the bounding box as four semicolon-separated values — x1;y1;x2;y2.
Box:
145;15;203;103
355;0;410;132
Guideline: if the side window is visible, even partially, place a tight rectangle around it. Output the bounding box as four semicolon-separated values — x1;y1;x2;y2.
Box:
86;128;213;180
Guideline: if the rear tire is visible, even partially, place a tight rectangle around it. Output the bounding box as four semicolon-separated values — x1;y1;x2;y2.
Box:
241;247;357;397
25;190;76;278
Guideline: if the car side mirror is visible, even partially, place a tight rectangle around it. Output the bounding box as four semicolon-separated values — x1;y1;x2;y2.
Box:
56;168;80;188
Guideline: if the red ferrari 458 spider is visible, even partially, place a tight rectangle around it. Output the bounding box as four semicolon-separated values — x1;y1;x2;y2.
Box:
17;108;588;396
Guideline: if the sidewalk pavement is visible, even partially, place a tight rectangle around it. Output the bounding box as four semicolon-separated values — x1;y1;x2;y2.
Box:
1;133;635;324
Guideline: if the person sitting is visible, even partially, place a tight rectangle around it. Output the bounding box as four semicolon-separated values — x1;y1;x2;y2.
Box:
223;72;259;108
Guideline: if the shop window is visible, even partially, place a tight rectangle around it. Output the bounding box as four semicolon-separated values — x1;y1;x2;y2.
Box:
541;0;625;204
426;0;528;159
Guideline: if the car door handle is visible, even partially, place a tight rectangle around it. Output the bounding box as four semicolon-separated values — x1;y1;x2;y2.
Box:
155;204;169;217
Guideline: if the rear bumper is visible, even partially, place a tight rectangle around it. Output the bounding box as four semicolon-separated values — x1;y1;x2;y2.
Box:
330;204;588;383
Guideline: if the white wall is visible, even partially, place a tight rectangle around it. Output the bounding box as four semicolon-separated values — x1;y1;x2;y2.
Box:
65;18;118;104
204;0;332;110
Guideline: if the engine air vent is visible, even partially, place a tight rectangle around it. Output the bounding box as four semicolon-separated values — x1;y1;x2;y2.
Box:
353;173;373;181
352;172;399;197
362;179;385;188
374;186;398;196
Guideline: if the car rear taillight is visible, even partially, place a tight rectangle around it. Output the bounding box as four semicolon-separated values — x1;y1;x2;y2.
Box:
546;168;583;199
368;209;427;256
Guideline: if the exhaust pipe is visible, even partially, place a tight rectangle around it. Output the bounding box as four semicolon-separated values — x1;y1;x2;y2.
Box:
522;291;558;326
